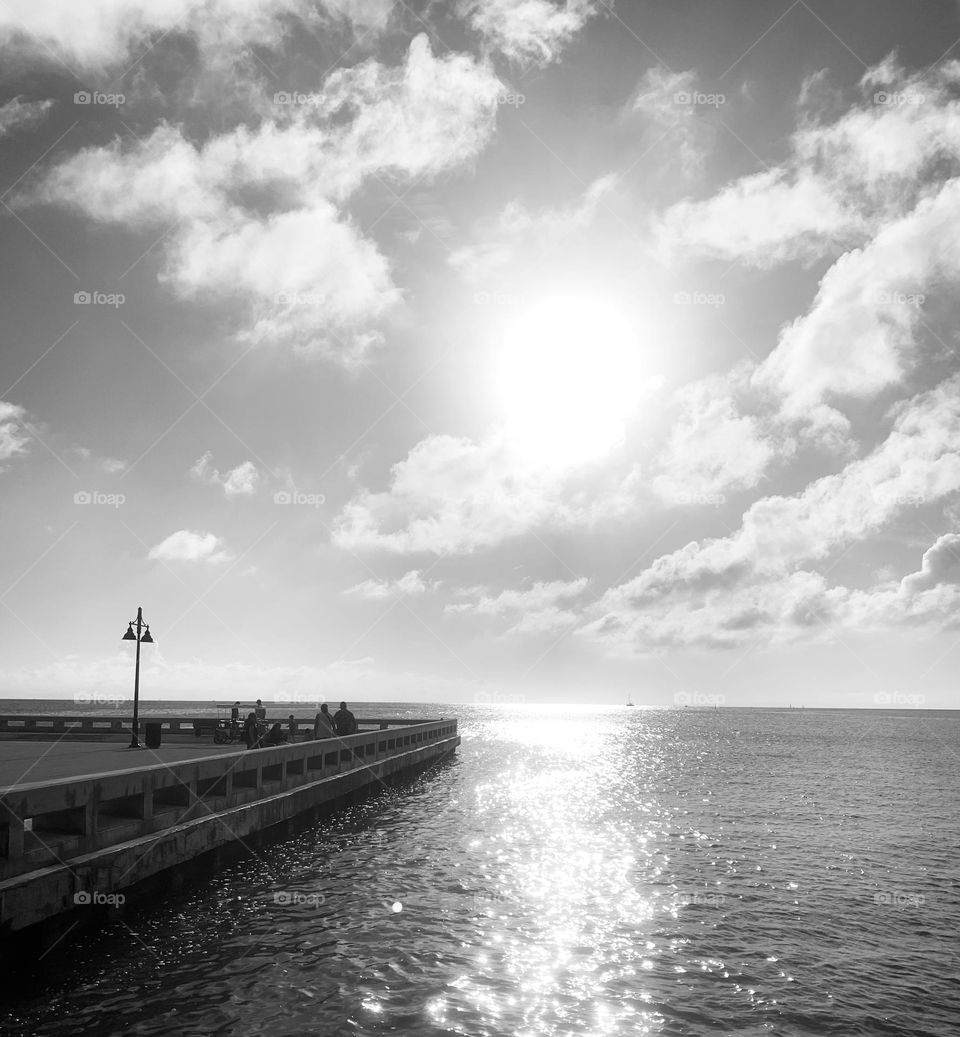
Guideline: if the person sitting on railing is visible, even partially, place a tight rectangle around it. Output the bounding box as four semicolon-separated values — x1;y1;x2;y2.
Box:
314;703;336;740
243;712;259;750
333;701;357;736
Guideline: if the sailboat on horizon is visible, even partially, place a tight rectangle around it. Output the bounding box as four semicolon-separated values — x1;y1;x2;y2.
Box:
626;695;635;707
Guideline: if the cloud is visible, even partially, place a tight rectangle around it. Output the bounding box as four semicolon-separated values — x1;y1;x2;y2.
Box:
656;168;863;268
0;97;53;137
584;374;960;650
631;67;717;177
580;569;844;651
191;453;259;497
900;534;960;594
449;174;617;283
148;529;233;563
580;544;960;654
71;446;127;473
334;434;565;553
447;576;589;633
0;401;30;467
654;58;960;266
651;376;780;503
26;35;501;361
333;412;655;555
460;0;597;66
0;0;394;71
345;569;438;599
753;177;960;421
654;59;960;439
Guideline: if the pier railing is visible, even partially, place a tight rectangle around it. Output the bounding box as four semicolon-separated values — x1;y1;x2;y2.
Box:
0;719;458;882
0;714;436;737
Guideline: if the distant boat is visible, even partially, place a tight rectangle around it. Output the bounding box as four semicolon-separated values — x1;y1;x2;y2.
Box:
626;695;635;707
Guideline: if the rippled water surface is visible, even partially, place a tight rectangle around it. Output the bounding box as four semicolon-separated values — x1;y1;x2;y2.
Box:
4;705;959;1036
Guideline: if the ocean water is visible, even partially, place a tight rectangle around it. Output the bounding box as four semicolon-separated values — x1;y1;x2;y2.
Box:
2;703;958;1036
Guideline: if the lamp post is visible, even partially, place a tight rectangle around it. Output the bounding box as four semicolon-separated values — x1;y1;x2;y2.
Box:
122;606;154;749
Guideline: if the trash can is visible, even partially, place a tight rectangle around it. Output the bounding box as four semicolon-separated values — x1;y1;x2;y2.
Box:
145;722;162;748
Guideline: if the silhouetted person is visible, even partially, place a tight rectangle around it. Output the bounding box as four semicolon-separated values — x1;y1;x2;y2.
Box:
263;722;285;746
254;698;267;738
333;701;357;736
287;714;298;742
230;701;240;724
314;703;335;739
243;712;259;750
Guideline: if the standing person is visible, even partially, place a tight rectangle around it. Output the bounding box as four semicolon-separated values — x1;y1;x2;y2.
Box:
242;712;259;750
314;703;335;739
254;699;266;738
333;701;357;736
287;714;298;743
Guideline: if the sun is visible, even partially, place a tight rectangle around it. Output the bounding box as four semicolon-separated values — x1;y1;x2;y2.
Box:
495;294;646;467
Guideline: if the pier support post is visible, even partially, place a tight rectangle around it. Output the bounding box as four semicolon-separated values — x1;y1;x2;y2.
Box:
4;816;25;862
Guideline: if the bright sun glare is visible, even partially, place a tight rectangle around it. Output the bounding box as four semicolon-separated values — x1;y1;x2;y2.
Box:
496;295;647;467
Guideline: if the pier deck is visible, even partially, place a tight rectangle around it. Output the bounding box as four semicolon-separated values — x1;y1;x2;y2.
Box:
0;740;239;788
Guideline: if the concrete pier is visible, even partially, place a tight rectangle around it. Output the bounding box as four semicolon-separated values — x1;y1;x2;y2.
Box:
0;718;459;940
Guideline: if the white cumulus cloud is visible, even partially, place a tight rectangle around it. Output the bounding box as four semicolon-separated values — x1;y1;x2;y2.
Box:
460;0;597;66
345;569;438;599
148;529;233;563
191;453;260;497
0;96;53;137
25;35;501;362
0;401;30;467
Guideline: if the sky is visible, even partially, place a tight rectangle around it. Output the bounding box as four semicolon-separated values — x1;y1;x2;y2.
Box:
2;0;960;708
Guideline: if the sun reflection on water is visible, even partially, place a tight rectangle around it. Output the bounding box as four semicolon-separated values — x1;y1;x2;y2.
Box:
457;708;668;1034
